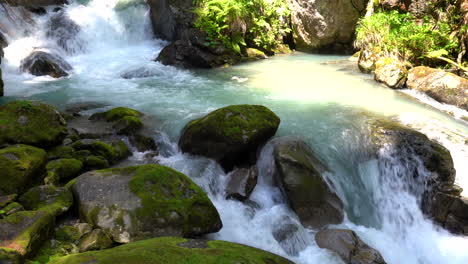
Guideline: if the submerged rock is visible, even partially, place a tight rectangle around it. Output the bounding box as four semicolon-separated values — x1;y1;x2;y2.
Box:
407;66;468;111
374;57;408;89
315;229;387;264
0;145;47;195
271;215;308;256
179;105;280;171
47;11;85;55
48;237;294;264
20;51;72;78
226;166;258;201
71;165;222;243
273;137;344;228
0;101;67;148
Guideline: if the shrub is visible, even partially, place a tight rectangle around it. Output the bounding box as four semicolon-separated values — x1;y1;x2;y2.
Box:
193;0;290;53
355;10;459;64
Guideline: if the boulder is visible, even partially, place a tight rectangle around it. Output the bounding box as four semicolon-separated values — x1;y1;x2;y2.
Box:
70;139;130;165
78;229;113;252
3;0;68;8
45;158;83;185
271;216;308;256
146;0;194;41
315;229;386;264
374;57;408;89
226;166;258;201
179;105;280;171
0;145;47;195
0;210;55;261
1;202;24;216
47;11;85;55
429;192;468;235
48;237;294;264
19;185;73;216
286;0;367;53
0;101;67;148
273;138;344;228
20;51;72;78
89;107;142;122
407;66;468;111
71;165;222;243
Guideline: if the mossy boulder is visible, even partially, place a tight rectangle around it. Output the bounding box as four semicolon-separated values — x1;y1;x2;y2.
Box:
90;107;142;122
374;57;408;89
45;159;83;185
0;101;67;148
273;137;344;228
112;116;143;135
48;237;294;264
78;229;113;252
179;105;280;170
1;202;24;217
71;139;130;165
19;185;73;217
407;66;468;110
0;145;47;195
0;210;55;261
71;165;222;243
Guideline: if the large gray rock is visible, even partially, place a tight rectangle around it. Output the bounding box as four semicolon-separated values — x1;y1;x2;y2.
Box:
286;0;368;53
315;229;386;264
407;66;468;111
179;105;280;171
273;137;344;228
71;165;222;243
146;0;194;41
20;51;72;78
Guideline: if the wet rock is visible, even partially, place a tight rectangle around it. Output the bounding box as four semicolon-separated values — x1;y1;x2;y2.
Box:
47;11;85;55
129;134;158;153
90;107;142;122
71;165;222;243
19;185;73;217
0;210;55;261
0;145;47;195
121;65;164;79
70;139;130;165
226;166;258;201
64;102;107;116
245;48;267;60
374;57;408;89
273;137;344;228
0;101;67;148
179;105;280;171
20;51;72;78
78;229;113;252
286;0;366;53
315;229;386;264
407;66;468;111
358;49;378;73
272;216;308;256
429;192;468;235
5;0;68;8
146;0;194;41
48;237;294;264
45;158;83;185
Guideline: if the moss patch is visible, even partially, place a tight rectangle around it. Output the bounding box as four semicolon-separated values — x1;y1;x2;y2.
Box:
45;159;83;185
48;237;293;264
90;107;142;122
19;185;73;217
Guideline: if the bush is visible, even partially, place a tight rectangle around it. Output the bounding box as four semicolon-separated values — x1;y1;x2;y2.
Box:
193;0;290;53
355;10;459;64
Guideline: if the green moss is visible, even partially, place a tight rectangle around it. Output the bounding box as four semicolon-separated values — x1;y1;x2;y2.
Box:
113;116;143;135
49;237;293;264
90;107;142;122
0;145;47;195
83;156;109;170
19;186;73;217
30;239;78;264
2;202;24;216
47;146;75;160
0;101;67;148
55;226;82;243
78;229;113;252
45;159;83;185
71;140;129;164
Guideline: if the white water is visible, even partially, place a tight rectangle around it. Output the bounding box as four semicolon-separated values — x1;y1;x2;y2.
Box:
1;1;468;263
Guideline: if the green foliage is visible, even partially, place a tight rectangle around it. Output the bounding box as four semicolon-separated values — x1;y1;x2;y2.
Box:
193;0;290;53
355;10;459;63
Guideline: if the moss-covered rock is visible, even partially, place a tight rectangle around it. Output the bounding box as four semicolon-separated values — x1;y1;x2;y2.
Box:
112;116;143;135
78;229;113;252
49;237;294;264
273;137;344;228
0;145;47;195
179;105;280;170
0;101;67;148
0;210;55;260
2;202;24;216
19;185;73;217
45;159;83;185
55;226;82;243
374;57;408;89
71;139;130;165
0;194;17;208
90;107;142;122
71;165;222;243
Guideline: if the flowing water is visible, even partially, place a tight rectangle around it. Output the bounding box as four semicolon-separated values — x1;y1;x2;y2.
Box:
1;1;468;263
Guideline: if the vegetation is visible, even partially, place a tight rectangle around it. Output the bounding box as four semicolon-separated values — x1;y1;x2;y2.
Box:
355;10;460;65
193;0;290;53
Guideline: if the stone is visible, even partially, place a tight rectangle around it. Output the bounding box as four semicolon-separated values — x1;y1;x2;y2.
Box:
407;66;468;111
19;185;73;217
273;137;344;228
48;237;294;264
179;105;280;171
20;51;72;78
226;166;258;201
47;11;84;55
78;229;113;252
271;216;307;256
374;57;408;89
0;101;67;148
4;0;68;8
0;145;47;195
1;202;24;216
45;158;83;185
358;49;378;73
70;139;130;165
315;229;386;264
71;165;222;243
